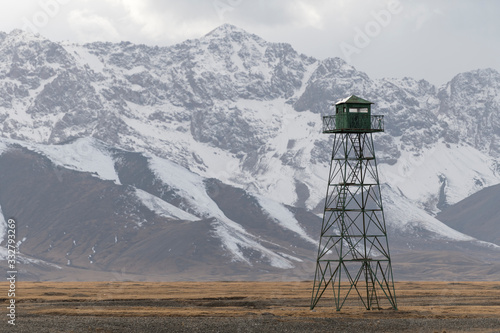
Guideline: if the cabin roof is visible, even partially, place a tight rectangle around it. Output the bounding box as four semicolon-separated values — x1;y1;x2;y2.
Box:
335;95;373;105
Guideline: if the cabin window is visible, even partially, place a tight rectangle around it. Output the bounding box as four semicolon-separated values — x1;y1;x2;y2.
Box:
349;107;369;113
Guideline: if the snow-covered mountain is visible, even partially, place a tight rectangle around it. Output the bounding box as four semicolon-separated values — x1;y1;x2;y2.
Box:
0;138;320;280
0;24;499;281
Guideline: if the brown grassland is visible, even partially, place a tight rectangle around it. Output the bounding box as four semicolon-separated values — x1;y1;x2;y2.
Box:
2;281;500;332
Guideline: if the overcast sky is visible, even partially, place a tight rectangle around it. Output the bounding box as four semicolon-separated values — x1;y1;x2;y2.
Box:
0;0;498;86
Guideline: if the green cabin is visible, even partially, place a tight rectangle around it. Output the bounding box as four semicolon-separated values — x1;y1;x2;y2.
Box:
335;95;373;131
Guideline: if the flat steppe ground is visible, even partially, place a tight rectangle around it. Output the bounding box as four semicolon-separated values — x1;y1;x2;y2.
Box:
1;281;500;332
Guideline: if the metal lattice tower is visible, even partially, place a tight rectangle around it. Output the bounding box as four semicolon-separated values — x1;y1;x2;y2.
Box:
311;95;397;311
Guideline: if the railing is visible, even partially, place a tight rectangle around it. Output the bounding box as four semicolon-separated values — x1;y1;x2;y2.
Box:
322;114;384;133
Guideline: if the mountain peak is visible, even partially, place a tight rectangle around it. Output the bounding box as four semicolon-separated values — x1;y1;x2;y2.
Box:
203;24;266;44
452;68;500;82
205;24;247;36
8;28;47;43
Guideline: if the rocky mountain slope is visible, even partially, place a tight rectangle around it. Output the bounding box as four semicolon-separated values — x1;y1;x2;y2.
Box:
0;24;499;281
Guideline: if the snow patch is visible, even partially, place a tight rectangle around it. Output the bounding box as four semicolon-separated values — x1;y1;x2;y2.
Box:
64;43;105;73
0;206;6;245
256;195;316;245
23;137;121;184
278;252;303;262
135;188;199;222
0;141;11;155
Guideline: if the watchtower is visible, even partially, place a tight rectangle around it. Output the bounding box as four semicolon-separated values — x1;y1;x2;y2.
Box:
310;95;397;311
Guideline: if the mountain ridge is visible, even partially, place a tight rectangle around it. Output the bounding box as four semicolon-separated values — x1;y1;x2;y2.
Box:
0;25;498;280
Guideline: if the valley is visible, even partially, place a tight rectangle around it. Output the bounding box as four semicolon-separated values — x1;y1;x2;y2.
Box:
3;281;500;332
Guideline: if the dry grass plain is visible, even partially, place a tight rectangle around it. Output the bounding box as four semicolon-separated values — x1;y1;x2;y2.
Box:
2;281;500;332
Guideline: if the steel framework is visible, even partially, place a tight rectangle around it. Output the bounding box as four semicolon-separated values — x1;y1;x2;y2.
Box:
310;129;397;311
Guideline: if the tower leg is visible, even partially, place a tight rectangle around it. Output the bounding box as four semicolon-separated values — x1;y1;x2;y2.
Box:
311;133;397;311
